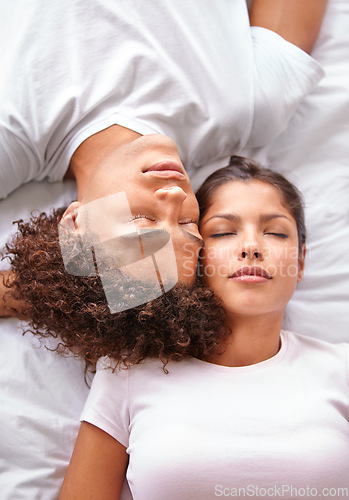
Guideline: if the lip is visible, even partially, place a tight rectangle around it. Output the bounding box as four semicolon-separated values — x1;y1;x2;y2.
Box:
229;266;272;283
143;161;187;180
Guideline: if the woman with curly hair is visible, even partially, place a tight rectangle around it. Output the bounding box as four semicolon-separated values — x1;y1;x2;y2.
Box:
0;0;327;287
1;1;328;360
2;206;228;373
58;157;349;499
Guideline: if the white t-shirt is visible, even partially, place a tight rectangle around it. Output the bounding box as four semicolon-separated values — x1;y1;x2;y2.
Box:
81;331;349;500
0;0;324;199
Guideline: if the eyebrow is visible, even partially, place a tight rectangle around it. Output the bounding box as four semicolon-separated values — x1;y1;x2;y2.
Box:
203;213;292;224
120;227;203;246
122;230;169;242
260;213;292;223
183;230;204;245
137;228;203;246
204;214;240;224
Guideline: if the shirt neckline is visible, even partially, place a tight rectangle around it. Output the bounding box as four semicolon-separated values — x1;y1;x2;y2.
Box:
191;330;289;374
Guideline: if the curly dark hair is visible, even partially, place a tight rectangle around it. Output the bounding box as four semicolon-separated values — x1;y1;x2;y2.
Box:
3;209;228;372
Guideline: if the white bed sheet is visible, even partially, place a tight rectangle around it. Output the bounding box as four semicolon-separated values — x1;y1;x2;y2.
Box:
1;0;348;497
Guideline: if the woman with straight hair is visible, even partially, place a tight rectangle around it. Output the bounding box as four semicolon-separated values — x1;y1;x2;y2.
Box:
59;157;349;499
0;0;327;295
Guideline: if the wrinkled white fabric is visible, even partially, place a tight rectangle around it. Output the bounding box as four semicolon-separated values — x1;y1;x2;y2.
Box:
0;0;323;199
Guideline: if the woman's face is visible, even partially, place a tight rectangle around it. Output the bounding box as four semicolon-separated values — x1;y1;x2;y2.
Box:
79;134;203;284
199;180;305;320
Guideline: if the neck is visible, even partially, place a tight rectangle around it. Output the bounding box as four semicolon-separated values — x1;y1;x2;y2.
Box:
65;125;141;201
206;312;284;367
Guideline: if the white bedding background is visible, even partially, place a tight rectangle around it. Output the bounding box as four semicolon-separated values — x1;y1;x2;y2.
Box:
0;0;348;498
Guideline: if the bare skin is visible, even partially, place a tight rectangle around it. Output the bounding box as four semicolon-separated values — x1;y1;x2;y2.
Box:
59;422;128;500
1;0;328;320
199;180;305;368
64;125;141;201
58;3;328;496
249;0;328;54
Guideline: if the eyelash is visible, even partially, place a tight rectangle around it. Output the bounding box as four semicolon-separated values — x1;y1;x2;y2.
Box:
131;214;199;226
181;219;199;226
210;232;236;238
210;232;288;239
265;232;288;239
130;214;155;221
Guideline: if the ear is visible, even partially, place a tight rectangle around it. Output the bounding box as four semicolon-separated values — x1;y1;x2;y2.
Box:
59;201;96;276
297;244;306;282
61;201;82;233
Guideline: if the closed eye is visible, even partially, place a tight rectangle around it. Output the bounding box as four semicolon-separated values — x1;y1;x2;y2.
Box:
210;232;237;238
265;232;288;239
130;215;203;245
131;215;199;226
180;219;199;227
130;214;156;222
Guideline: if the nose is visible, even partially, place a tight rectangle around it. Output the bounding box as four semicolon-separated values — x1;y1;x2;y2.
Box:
154;186;187;220
155;185;187;202
238;240;263;261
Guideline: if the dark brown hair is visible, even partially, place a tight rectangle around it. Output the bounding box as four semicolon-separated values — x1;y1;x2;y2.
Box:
196;156;306;251
3;209;228;372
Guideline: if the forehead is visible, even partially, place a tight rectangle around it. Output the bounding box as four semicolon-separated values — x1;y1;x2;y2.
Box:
206;180;291;217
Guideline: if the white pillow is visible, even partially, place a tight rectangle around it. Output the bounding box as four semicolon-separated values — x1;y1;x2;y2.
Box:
1;0;348;497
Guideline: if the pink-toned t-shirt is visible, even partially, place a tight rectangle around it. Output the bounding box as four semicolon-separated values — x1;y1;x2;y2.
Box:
81;331;349;499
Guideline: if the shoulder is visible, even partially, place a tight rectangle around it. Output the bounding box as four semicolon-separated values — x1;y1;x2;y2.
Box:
285;329;348;351
283;330;349;373
94;357;181;386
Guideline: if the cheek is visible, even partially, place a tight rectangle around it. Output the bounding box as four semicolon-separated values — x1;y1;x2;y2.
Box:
179;244;202;283
201;242;238;265
265;246;300;279
199;245;231;283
